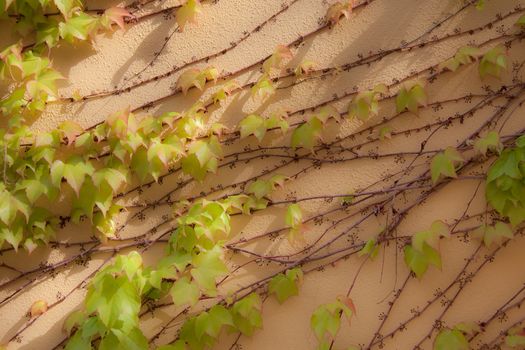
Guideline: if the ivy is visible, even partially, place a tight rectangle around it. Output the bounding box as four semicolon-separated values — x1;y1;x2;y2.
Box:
177;66;219;95
439;46;481;72
310;297;355;350
239;113;289;142
479;45;507;79
395;81;427;114
348;84;388;121
473;221;513;247
506;326;525;348
473;131;502;156
268;267;303;303
404;221;449;279
430;146;464;185
486;136;525;226
434;323;479;350
176;0;203;31
2;2;525;349
326;1;353;26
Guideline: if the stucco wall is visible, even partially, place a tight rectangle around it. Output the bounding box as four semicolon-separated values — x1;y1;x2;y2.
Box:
2;0;525;349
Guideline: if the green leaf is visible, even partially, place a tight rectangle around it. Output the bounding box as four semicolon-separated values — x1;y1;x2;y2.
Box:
516;15;525;26
404;242;441;279
63;310;85;335
431;147;463;184
263;45;293;73
177;68;206;95
176;0;202;30
291;117;323;151
63;157;95;196
358;238;379;259
239;114;266;141
59;12;98;43
506;334;525;347
479;45;507;79
379;125;392;140
396;83;426;114
54;0;82;18
285;203;302;229
170;276;201;308
231;293;263;336
65;331;93;350
156;341;187;350
474;131;502;156
473;222;513;247
268;268;303;303
190;246;228;296
195;305;234;339
434;329;468;350
310;299;353;344
251;75;275;101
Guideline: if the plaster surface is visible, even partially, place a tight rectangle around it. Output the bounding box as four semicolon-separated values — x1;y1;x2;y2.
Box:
2;0;525;349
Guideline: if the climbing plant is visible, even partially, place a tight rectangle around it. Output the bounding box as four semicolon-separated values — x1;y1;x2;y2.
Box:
1;0;525;350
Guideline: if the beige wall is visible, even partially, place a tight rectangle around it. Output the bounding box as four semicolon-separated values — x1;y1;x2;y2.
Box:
2;0;525;349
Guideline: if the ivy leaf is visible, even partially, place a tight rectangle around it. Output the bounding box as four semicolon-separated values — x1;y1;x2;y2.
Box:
59;12;98;43
93;168;127;194
64;331;92;350
268;268;303;303
0;224;23;251
263;45;293;74
102;7;133;30
130;147;149;183
439;46;481;72
157;341;187;350
291;117;323;152
195;305;234;339
412;220;449;251
326;2;353;26
190;246;228;296
316;105;340;124
516;15;525;26
170;276;201;308
63;310;85;335
107;328;148;350
506;326;525;347
212;80;240;104
430;147;464;184
26;69;64;99
59;120;83;145
36;21;61;48
404;242;441;279
266;111;289;134
295;59;317;77
396;82;427;114
63;156;95;196
474;131;502;156
348;85;387;121
473;222;513;247
239;114;266;141
231;293;263;336
54;0;82;19
479;45;507;79
310;299;353;344
379;125;392;140
285;203;302;229
176;0;202;30
178;69;206;95
251;75;275;101
358;238;379;259
434;329;468;350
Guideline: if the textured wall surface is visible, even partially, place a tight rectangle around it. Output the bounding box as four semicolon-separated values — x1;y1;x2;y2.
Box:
2;0;525;349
